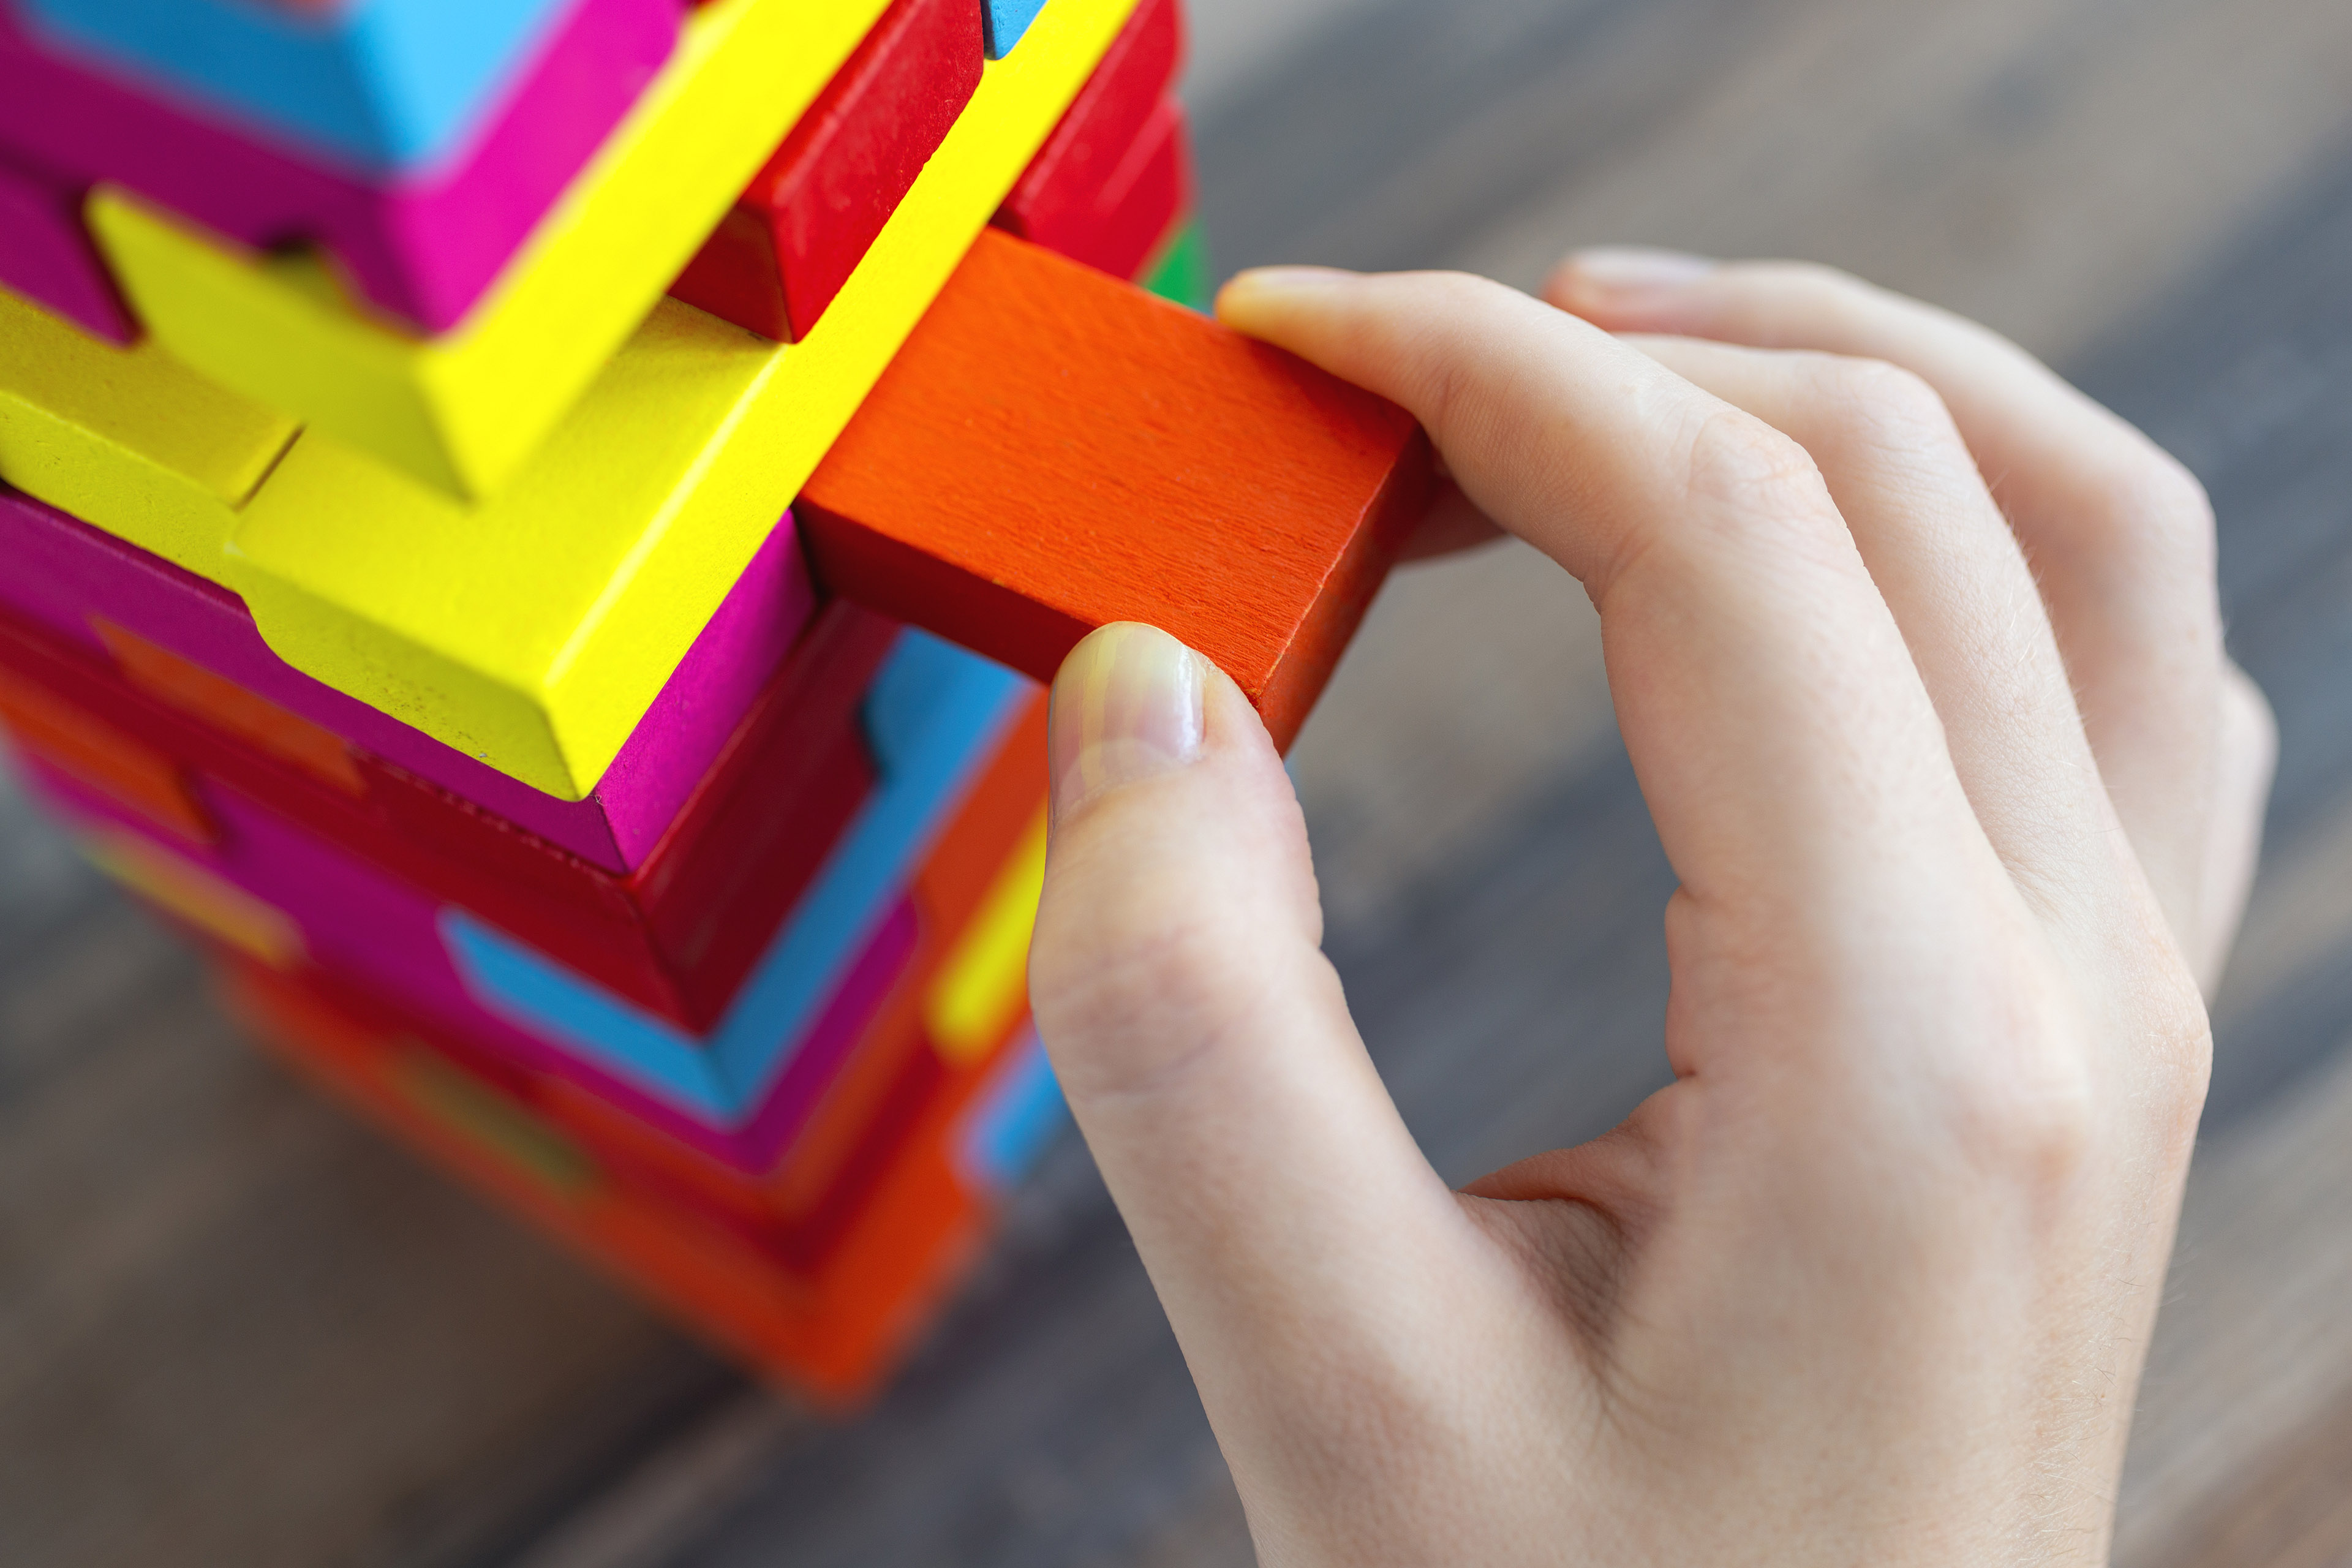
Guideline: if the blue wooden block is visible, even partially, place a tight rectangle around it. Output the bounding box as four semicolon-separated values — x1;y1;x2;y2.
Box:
15;0;581;173
982;0;1050;58
442;632;1031;1123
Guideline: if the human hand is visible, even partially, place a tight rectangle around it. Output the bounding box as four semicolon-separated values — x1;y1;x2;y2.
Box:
1023;254;2275;1564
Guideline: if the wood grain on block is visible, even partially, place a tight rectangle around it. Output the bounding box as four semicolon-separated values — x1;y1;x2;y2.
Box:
0;0;674;332
0;489;815;872
70;0;1134;806
13;0;608;173
83;0;897;497
799;227;1433;750
0;287;296;575
995;0;1178;254
669;0;982;342
0;152;134;342
0;592;890;1030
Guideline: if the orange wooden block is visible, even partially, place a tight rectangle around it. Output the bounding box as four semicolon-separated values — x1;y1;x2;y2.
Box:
797;227;1432;750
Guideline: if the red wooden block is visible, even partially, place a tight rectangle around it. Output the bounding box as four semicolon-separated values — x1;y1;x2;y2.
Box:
797;228;1433;750
993;0;1180;256
0;597;896;1027
667;0;983;342
1036;93;1191;283
0;659;211;843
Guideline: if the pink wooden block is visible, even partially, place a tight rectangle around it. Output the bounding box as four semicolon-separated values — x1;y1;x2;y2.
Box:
0;0;674;331
0;484;814;871
21;758;911;1174
0;151;134;342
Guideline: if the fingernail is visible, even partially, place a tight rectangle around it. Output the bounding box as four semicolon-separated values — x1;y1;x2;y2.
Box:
1558;246;1717;292
1215;265;1360;323
1049;623;1207;821
1224;265;1359;296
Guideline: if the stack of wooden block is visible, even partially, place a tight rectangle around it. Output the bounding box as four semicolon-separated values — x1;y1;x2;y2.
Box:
0;0;1430;1402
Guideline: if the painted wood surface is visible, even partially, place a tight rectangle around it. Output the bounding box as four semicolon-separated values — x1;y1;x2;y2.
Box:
0;151;132;342
983;0;1052;58
0;0;673;332
1035;95;1192;282
230;954;1058;1404
440;636;1032;1127
567;692;1055;1218
799;227;1431;751
16;748;805;1169
86;0;894;497
112;0;1133;805
11;0;2352;1556
227;941;927;1283
13;0;595;172
0;488;815;872
995;0;1178;257
0;657;211;844
669;0;982;342
0;592;889;1028
416;693;1053;1247
0;288;295;576
9;646;1052;1194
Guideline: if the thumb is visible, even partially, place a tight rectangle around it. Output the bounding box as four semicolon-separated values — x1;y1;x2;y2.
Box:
1028;624;1480;1438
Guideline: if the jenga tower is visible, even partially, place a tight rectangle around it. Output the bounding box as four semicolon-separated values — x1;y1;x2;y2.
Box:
0;0;1429;1403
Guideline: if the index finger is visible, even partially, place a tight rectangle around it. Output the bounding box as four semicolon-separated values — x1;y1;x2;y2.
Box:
1217;268;2003;940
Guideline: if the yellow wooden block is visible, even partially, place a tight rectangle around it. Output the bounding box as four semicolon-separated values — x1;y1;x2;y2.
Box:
925;808;1047;1066
88;0;893;499
0;290;297;573
226;295;782;785
217;0;1138;800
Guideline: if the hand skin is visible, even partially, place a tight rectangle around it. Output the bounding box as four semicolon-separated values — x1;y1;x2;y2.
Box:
1025;252;2277;1566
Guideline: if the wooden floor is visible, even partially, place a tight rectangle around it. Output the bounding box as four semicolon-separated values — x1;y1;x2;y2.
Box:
7;0;2352;1561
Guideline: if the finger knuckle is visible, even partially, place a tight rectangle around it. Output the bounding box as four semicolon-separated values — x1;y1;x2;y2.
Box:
2087;441;2218;576
1682;405;1824;510
1806;354;1959;451
1675;408;1854;575
1939;1043;2102;1193
2225;666;2281;776
2125;955;2215;1160
1936;955;2210;1191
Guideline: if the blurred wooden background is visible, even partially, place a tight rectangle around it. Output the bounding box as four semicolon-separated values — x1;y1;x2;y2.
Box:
6;0;2352;1561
